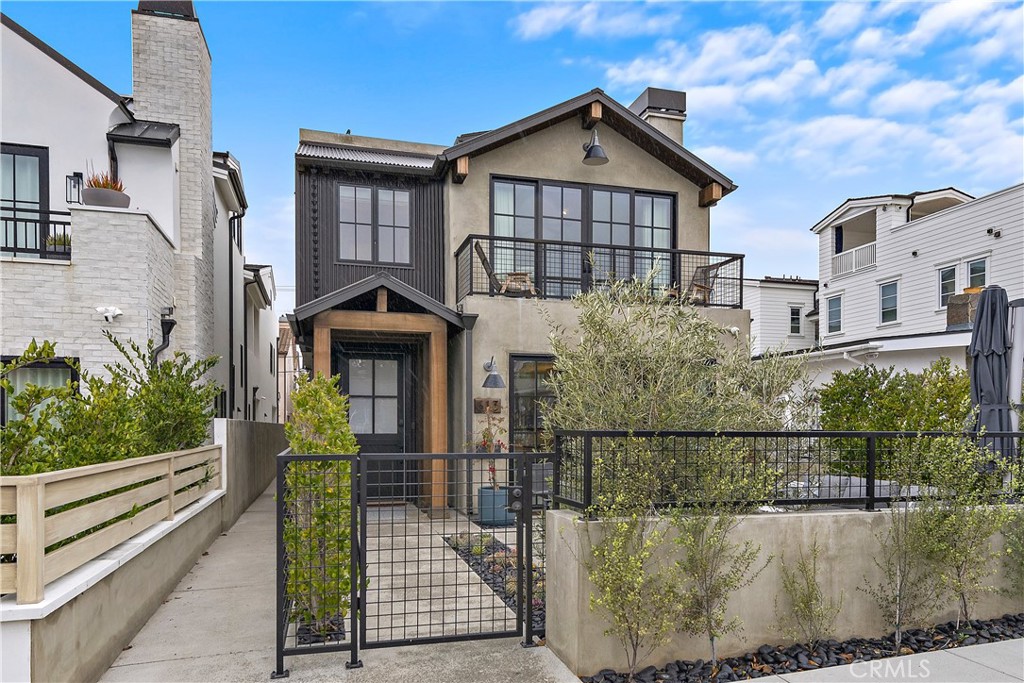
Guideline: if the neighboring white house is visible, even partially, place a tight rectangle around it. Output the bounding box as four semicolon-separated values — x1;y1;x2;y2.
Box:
744;276;819;356
0;3;277;423
242;264;278;422
806;183;1023;386
276;316;302;424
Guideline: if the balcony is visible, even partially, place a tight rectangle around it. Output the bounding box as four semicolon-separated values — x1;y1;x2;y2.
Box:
455;234;744;308
1;208;72;260
831;241;875;277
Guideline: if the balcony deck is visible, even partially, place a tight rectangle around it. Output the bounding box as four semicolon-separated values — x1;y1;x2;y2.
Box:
455;234;744;308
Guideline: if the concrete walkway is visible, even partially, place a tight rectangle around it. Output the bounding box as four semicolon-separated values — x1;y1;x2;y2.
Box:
100;484;576;683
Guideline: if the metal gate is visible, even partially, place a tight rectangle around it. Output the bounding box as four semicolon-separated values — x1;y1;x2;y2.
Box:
273;451;550;678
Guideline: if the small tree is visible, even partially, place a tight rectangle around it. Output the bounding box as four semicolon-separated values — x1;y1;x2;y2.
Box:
283;372;360;638
1002;508;1024;604
776;538;844;648
671;439;775;663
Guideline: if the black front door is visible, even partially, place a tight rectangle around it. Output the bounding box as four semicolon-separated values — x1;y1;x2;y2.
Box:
337;349;414;500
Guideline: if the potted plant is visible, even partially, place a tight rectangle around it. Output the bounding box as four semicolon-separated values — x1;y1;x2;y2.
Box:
477;405;515;526
82;168;130;209
45;233;71;253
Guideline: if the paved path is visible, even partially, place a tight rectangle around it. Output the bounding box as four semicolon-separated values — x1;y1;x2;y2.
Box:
101;484;575;683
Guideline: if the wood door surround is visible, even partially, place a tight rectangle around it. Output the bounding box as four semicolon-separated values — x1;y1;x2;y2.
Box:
312;308;448;511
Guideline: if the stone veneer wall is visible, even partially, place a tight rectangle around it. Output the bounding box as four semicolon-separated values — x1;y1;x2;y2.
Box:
0;207;174;377
131;10;215;362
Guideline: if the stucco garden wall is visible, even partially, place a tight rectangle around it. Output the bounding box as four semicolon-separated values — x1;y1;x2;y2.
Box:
546;508;1022;677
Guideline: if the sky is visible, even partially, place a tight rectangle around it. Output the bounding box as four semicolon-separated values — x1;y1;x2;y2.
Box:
5;1;1023;315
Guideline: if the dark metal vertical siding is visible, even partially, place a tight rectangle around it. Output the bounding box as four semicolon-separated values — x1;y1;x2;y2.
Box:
295;164;445;307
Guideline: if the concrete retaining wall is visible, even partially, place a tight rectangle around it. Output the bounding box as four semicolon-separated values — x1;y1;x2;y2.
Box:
0;419;285;683
547;508;1023;677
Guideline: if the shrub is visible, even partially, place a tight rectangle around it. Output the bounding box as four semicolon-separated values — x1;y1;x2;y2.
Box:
283;372;360;638
776;538;844;648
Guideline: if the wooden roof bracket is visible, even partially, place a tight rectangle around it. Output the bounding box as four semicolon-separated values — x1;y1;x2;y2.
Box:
582;101;602;130
452;155;469;184
699;182;723;207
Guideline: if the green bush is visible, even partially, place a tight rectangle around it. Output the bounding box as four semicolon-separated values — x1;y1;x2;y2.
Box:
776;538;843;647
1;335;218;474
283;372;360;637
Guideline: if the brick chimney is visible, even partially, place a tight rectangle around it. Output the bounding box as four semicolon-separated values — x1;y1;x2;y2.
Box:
629;87;687;146
131;1;214;360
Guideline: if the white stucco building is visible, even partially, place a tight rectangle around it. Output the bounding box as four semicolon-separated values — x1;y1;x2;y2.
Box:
743;276;819;356
1;3;277;423
806;183;1024;386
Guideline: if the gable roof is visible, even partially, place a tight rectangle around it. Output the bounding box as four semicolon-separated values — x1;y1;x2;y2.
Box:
294;272;465;329
441;89;736;195
1;13;129;110
810;187;974;234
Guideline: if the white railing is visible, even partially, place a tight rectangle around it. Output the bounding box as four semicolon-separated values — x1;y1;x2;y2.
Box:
832;241;876;276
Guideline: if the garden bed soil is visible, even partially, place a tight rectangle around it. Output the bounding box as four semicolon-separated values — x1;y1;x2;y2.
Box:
445;533;545;635
583;613;1024;683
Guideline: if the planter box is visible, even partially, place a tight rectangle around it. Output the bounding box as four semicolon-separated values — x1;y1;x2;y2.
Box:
478;486;515;526
82;187;130;209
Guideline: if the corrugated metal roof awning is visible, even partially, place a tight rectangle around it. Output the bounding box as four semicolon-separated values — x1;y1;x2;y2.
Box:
108;120;181;147
296;142;438;173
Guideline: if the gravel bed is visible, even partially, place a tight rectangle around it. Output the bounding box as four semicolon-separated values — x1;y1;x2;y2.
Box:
584;613;1024;683
445;532;546;634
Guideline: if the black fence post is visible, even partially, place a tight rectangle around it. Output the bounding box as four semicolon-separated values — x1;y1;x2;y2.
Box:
522;453;536;648
272;456;289;679
346;455;363;669
583;434;594;515
866;435;877;511
552;435;562;510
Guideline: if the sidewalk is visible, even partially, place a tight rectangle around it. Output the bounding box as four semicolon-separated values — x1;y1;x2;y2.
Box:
100;484;577;683
100;483;1022;683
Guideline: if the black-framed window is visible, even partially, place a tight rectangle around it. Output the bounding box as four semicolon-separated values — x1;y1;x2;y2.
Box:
509;355;556;453
2;143;50;255
338;184;412;265
0;356;77;426
790;307;801;334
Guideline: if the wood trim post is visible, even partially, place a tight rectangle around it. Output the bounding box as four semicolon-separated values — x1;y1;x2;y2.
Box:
452;156;469;184
699;182;724;208
428;326;448;513
16;480;45;604
376;287;388;313
583;101;603;129
313;324;331;377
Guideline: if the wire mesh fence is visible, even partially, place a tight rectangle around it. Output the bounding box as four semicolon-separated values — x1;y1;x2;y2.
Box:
553;430;1022;512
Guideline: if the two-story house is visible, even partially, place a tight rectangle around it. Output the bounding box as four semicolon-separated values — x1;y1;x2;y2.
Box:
290;87;748;499
743;276;819;356
0;2;277;424
806;183;1024;386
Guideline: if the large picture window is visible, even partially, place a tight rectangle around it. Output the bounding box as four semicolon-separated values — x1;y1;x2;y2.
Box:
338;185;411;265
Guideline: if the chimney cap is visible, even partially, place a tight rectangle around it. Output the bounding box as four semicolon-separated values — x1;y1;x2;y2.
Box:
136;1;196;19
629;87;687;118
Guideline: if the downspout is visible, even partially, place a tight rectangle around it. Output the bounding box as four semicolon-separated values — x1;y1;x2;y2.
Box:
842;351;864;367
905;194;916;223
151;315;177;367
462;313;479;514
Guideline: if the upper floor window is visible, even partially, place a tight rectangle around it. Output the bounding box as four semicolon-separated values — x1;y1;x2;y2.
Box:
879;281;899;324
790;307;801;335
938;266;956;308
826;295;842;333
338;185;411;265
967;258;987;288
2;144;50;258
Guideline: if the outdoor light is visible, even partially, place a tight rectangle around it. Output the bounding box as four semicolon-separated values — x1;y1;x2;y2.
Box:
582;126;609;166
482;356;506;389
66;173;83;204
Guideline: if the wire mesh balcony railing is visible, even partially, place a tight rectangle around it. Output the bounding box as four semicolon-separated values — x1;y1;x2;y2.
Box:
1;208;72;260
455;234;743;307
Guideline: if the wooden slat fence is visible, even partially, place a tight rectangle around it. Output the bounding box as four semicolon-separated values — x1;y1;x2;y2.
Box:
0;444;222;604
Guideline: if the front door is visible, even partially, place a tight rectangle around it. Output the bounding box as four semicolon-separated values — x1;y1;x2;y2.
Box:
338;351;413;500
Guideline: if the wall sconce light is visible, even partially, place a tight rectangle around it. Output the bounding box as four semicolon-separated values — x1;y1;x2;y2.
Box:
582;126;609;166
66;173;83;204
911;251;918;257
482;356;506;389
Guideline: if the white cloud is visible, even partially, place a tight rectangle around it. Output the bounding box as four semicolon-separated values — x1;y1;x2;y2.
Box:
691;145;758;169
968;4;1024;64
815;3;868;38
871;79;960;116
513;2;681;40
813;59;896;108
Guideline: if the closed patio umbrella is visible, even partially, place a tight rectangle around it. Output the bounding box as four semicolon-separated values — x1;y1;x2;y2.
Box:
968;285;1015;458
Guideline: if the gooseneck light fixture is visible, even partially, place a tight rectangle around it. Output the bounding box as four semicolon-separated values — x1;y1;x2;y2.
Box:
482;356;506;389
582;126;609;166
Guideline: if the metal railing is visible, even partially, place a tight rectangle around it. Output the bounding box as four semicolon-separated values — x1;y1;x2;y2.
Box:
1;208;72;260
552;430;1021;513
455;234;744;307
832;241;876;276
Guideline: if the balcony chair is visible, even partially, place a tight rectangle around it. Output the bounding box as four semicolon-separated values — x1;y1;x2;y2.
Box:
474;241;538;297
683;263;721;305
